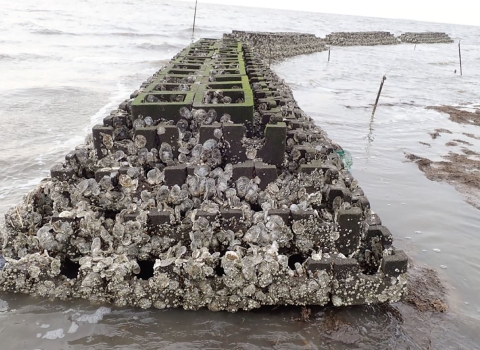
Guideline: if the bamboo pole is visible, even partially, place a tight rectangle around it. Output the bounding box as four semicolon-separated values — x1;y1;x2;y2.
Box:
371;75;386;118
458;40;463;76
191;0;198;42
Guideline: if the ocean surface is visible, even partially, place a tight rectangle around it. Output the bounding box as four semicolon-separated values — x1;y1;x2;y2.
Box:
1;0;480;348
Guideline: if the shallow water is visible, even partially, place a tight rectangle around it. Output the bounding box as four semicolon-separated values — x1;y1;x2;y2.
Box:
1;0;480;348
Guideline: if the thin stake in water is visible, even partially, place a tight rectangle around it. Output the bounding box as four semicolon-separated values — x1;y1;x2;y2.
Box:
191;0;198;42
371;75;386;118
458;40;463;76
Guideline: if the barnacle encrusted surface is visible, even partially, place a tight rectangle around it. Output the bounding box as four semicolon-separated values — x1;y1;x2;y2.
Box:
0;35;407;311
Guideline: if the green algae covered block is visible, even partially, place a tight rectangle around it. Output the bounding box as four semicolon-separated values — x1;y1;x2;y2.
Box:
131;91;195;122
203;75;250;90
193;88;254;124
144;82;200;93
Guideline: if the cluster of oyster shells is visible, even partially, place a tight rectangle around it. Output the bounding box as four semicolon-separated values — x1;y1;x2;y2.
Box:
0;37;406;311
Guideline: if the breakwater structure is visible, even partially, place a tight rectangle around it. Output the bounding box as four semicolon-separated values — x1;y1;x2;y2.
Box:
0;34;408;312
326;31;399;46
399;32;454;44
325;31;454;46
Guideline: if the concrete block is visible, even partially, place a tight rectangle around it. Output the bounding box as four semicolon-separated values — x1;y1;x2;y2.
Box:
124;212;138;222
267;209;290;223
187;164;196;176
326;185;352;204
232;161;254;181
352;196;370;210
366;212;382;226
381;250;408;277
199;123;221;144
299;162;322;175
291;210;315;221
147;209;171;231
158;125;179;157
131;91;195;122
305;256;333;273
92;125;113;158
164;165;187;187
366;225;393;248
220;209;243;229
336;207;362;256
259;122;287;167
291;145;315;161
51;215;76;224
192;87;254;124
223;123;247;164
195;210;217;221
333;258;359;279
135;126;158;150
254;162;277;189
50;164;75;182
95;168;114;182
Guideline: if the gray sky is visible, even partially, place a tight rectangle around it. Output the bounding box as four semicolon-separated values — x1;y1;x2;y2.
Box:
184;0;480;26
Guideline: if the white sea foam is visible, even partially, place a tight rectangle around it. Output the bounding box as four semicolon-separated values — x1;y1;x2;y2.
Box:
76;306;111;324
42;328;65;340
67;321;79;334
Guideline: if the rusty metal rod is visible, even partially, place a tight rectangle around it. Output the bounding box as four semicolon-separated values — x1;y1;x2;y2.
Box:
191;0;198;42
458;40;463;76
371;75;386;118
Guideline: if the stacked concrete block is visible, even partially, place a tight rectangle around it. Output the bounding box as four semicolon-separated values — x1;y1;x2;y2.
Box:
398;32;454;44
326;31;399;46
1;36;407;312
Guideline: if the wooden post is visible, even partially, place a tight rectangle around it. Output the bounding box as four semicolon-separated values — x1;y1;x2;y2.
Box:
191;0;198;42
328;48;331;62
458;40;463;76
371;75;386;118
414;44;416;50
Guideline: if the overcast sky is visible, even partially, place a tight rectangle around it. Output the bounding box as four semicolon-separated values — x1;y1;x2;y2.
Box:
184;0;480;26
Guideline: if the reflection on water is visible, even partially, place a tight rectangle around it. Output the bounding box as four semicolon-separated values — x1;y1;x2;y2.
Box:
1;292;478;350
